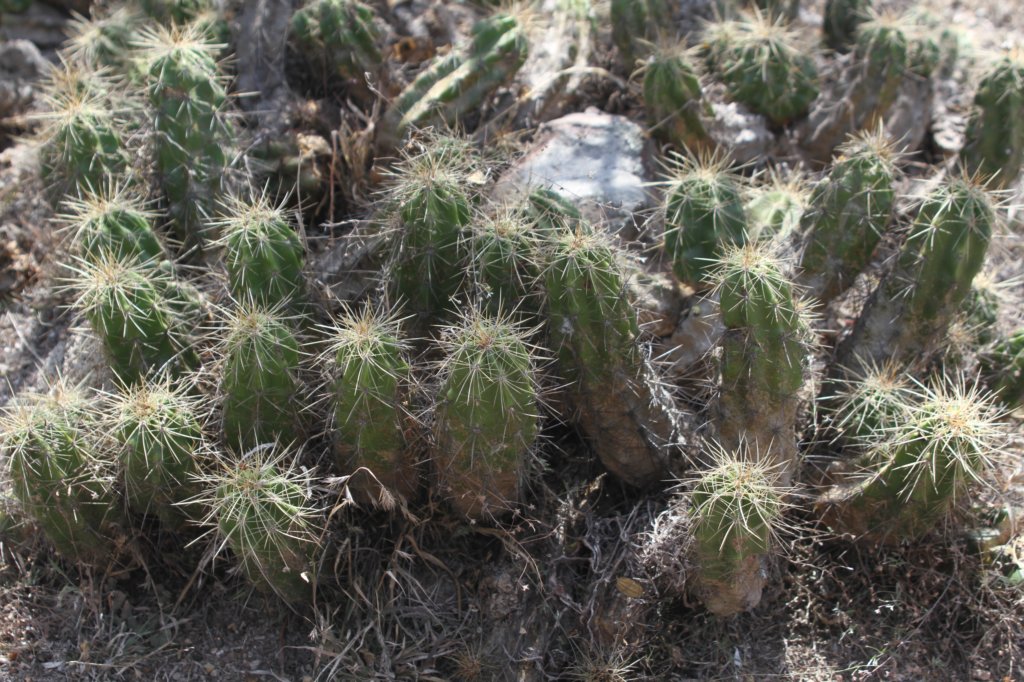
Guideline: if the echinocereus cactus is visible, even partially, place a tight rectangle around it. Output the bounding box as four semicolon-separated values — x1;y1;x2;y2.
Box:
70;251;199;383
107;377;204;529
611;0;672;67
826;360;915;450
752;0;798;22
37;62;129;201
290;0;383;83
690;445;786;615
542;226;679;488
383;135;475;329
712;243;809;485
981;330;1024;408
818;378;1003;543
433;308;540;520
1;384;123;563
960;51;1024;189
323;302;419;506
215;194;306;312
703;11;819;126
663;151;748;289
62;184;165;263
218;301;306;451
63;7;143;74
198;445;322;602
835;172;995;373
377;12;528;151
823;0;872;52
798;128;899;304
642;43;714;154
139;24;233;253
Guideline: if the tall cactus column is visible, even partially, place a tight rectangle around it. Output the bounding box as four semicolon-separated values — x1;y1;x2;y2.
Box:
961;52;1024;189
543;227;681;488
713;243;809;486
835;174;995;374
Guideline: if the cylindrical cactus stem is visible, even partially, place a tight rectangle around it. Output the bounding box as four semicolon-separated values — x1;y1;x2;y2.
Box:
642;42;715;154
37;62;129;201
798;128;899;304
712;243;809;486
201;445;322;602
108;378;204;529
542;226;680;488
960;52;1024;189
139;24;233;254
218;301;307;451
611;0;672;67
433;308;540;520
663;151;748;289
62;185;165;263
383;136;475;329
703;12;819;126
462;204;542;316
70;251;198;383
524;187;584;234
835;172;995;374
377;12;528;151
752;0;799;22
817;378;1003;543
960;273;1000;348
323;302;419;506
1;384;123;563
823;0;872;52
744;169;810;243
690;445;786;616
215;194;306;312
290;0;383;83
981;330;1024;408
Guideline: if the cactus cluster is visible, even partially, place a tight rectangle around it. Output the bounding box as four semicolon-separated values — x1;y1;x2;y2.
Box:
4;0;1024;664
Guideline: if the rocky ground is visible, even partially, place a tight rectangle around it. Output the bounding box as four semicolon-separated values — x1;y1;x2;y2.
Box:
0;0;1023;680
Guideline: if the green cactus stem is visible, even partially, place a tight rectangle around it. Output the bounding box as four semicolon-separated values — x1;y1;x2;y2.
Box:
611;0;672;67
377;13;528;151
219;302;306;451
704;12;819;126
71;252;198;383
823;0;872;52
798;129;899;304
691;446;785;615
462;204;542;316
37;63;129;201
216;194;306;311
325;303;419;506
817;379;1003;543
63;185;165;263
663;152;748;289
140;24;233;253
290;0;383;83
642;43;714;154
712;243;809;485
835;173;995;374
64;7;143;73
202;446;321;602
981;330;1024;408
960;51;1024;190
752;0;798;22
383;137;475;329
433;309;539;520
108;378;204;528
827;360;915;450
542;226;680;488
1;385;123;563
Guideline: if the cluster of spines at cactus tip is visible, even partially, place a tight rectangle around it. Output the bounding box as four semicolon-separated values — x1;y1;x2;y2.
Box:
433;308;541;520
